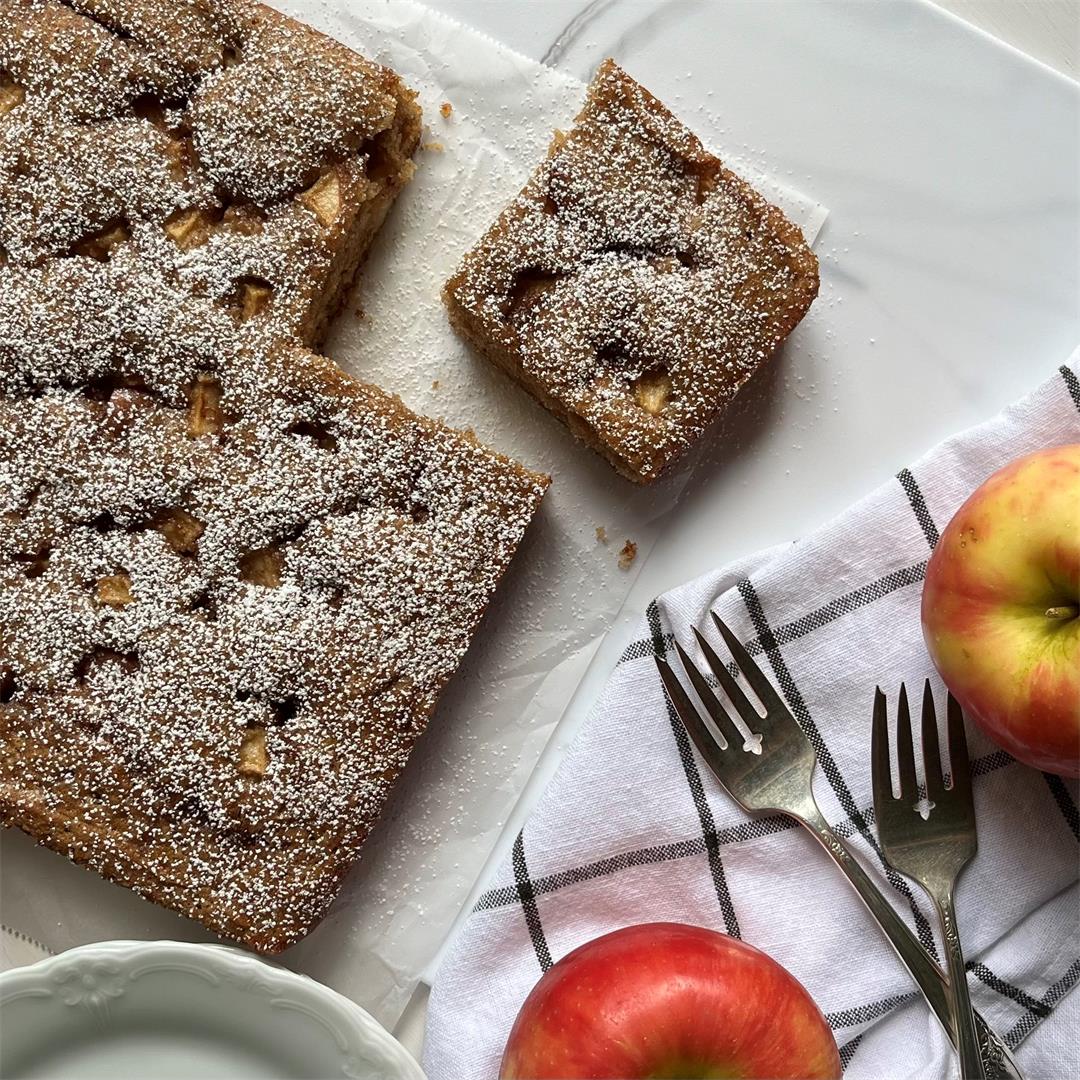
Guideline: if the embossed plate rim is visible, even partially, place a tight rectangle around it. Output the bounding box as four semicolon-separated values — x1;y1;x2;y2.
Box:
0;938;425;1079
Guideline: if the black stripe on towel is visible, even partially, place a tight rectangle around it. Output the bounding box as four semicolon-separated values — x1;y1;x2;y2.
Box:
1060;364;1080;413
512;831;552;972
897;467;939;549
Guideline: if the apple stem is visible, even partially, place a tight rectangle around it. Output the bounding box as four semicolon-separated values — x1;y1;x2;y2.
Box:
1045;605;1079;621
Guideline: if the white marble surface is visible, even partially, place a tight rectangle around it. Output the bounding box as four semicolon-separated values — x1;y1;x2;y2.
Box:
935;0;1077;77
397;0;1080;1064
429;0;1078;77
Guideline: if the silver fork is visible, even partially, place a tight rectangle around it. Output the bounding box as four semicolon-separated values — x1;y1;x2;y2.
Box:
873;683;984;1080
655;612;1018;1079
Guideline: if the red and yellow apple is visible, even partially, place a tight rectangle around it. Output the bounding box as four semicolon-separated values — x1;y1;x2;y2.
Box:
921;443;1080;777
499;922;840;1080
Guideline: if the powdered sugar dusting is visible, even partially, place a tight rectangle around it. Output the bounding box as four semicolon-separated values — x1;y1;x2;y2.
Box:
0;260;546;951
0;0;544;954
445;59;819;482
0;0;421;346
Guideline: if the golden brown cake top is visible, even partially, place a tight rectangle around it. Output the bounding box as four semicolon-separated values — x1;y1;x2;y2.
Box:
445;59;819;482
0;0;419;342
0;260;547;950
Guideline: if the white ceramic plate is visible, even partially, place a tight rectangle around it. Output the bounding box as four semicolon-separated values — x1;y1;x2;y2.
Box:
0;940;425;1080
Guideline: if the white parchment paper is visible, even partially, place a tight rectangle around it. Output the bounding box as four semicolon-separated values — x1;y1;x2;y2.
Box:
0;0;826;1027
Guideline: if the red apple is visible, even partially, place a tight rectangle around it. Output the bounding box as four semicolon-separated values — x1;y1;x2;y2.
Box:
921;443;1080;777
499;923;840;1080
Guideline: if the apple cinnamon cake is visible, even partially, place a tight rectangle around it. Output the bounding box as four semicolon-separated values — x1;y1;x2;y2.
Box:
444;59;820;483
0;261;548;952
0;0;421;347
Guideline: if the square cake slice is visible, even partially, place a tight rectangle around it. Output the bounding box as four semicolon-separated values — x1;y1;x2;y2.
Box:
0;0;421;347
0;262;548;952
444;59;819;483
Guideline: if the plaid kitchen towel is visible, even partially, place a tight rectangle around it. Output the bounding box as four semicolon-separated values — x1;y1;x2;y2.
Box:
424;356;1080;1080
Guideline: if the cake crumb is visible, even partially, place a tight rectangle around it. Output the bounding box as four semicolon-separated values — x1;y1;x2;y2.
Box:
618;540;637;570
422;141;445;153
440;101;453;119
595;526;607;544
431;379;440;390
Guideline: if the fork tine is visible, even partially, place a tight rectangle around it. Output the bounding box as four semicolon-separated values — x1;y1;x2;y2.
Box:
920;680;946;802
655;656;729;758
895;683;918;800
710;613;788;715
689;628;762;735
672;639;741;747
871;687;894;814
946;693;972;799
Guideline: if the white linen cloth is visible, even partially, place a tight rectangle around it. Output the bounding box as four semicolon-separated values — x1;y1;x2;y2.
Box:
425;355;1080;1080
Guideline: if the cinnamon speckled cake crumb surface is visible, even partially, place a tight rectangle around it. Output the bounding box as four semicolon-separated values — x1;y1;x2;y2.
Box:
444;59;819;484
0;1;548;953
0;0;421;347
0;261;548;952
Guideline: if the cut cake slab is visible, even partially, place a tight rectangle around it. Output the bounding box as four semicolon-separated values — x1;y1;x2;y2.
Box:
444;59;819;483
0;0;421;347
0;261;548;951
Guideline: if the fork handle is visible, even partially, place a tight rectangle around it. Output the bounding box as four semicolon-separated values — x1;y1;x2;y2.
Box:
798;806;1019;1079
933;886;986;1080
